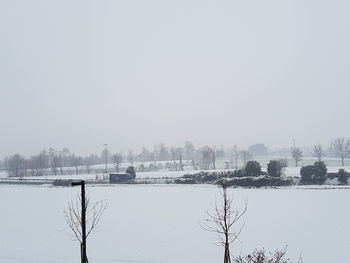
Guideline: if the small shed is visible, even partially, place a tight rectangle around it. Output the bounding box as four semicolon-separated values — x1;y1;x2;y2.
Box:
109;173;134;183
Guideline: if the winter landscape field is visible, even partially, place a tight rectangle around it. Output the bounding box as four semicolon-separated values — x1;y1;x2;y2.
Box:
1;184;349;263
2;0;350;262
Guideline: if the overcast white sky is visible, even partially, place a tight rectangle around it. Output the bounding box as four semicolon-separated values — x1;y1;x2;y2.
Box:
0;0;349;157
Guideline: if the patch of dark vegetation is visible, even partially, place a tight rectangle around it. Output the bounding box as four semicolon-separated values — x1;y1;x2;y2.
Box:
326;169;349;185
182;168;267;183
52;179;74;187
120;177;177;184
267;159;287;177
183;171;226;182
174;178;197;184
337;169;349;185
180;170;293;187
217;176;293;188
244;161;262;177
300;161;327;185
125;166;136;178
179;160;293;187
233;247;301;263
327;172;338;180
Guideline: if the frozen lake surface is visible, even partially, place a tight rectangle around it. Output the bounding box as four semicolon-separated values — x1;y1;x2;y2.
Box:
0;185;349;263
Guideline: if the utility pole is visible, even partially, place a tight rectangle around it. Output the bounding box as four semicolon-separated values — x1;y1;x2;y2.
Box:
104;144;108;174
71;180;87;263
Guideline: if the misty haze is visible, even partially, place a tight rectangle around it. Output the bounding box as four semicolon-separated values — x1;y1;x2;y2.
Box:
1;0;350;263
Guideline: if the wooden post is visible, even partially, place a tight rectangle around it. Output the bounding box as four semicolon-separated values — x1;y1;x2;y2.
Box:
81;180;86;263
72;180;87;263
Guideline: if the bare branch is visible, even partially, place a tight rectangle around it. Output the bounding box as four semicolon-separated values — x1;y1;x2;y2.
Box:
64;192;107;244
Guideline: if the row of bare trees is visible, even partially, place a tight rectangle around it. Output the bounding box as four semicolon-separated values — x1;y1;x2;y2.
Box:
3;149;99;177
0;142;244;176
3;138;350;177
291;137;350;167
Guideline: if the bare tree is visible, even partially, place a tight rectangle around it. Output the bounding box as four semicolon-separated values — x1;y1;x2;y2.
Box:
170;147;177;161
157;143;170;161
138;147;151;163
0;159;4;170
127;150;134;165
312;144;324;162
202;182;247;263
112;153;123;173
201;147;212;170
84;155;96;174
291;148;302;167
176;147;184;170
234;145;238;169
209;146;217;170
64;194;106;262
152;146;158;168
184;141;195;161
70;154;83;175
59;148;71;175
228;148;235;169
49;148;60;175
5;154;27;178
239;150;251;167
330;138;350;166
27;150;49;176
227;146;239;169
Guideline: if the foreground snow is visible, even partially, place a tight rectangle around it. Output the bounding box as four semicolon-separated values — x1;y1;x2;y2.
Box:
0;185;349;263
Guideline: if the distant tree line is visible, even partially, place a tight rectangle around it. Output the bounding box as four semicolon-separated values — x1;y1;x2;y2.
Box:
3;149;99;177
291;137;350;167
2;137;350;177
1;141;265;177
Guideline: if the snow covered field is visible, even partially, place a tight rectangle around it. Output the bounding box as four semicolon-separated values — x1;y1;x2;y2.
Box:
0;185;349;263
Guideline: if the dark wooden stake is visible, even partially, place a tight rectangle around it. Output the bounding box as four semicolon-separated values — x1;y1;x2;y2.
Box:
72;180;87;263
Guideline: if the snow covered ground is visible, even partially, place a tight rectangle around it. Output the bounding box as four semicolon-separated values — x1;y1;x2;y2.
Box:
0;184;349;263
0;171;7;178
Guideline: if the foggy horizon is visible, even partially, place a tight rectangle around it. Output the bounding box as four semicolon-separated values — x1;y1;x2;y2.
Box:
1;0;350;159
0;139;343;160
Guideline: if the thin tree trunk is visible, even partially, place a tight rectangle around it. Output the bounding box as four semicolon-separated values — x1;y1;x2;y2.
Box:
224;244;231;263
